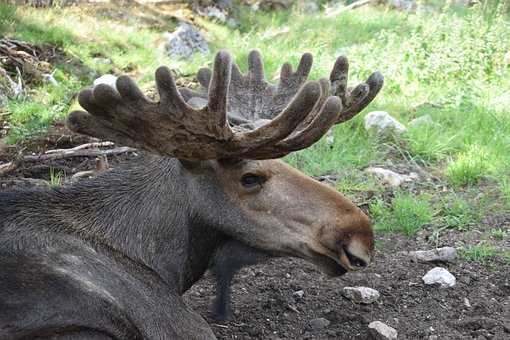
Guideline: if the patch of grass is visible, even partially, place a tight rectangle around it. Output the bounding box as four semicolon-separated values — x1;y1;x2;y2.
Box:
498;177;510;206
445;145;488;187
502;251;510;265
370;191;433;236
459;243;497;263
490;228;507;240
285;122;383;176
48;167;64;188
439;196;480;231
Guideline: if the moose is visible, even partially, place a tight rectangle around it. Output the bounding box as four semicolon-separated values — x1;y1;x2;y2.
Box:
0;50;382;339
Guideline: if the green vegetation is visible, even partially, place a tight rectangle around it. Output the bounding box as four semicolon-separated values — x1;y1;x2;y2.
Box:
370;191;433;236
48;167;64;188
1;2;509;239
490;228;507;240
438;195;480;231
459;243;497;263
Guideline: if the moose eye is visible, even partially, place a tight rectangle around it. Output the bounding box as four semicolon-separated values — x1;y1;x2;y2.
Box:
241;174;266;188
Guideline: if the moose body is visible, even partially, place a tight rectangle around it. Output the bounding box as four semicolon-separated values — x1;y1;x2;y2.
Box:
0;50;382;339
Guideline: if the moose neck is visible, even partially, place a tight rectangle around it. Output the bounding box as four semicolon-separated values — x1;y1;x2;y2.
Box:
53;156;225;294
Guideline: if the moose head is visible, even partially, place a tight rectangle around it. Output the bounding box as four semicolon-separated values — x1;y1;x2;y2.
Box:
67;50;383;279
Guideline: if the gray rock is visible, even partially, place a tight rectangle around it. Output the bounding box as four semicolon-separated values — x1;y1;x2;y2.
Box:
164;22;209;60
205;6;226;22
309;317;330;330
293;290;304;299
92;57;112;65
42;73;58;86
364;111;407;135
368;321;398;340
226;18;239;28
325;128;334;146
93;74;118;90
409;114;433;128
0;69;18;106
365;167;418;187
342;286;380;304
409;247;456;263
422;267;456;288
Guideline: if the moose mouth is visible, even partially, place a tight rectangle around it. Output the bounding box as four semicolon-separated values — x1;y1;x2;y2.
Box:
306;245;368;277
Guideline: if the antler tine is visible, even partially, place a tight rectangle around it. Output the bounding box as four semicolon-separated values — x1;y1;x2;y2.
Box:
242;79;341;159
197;68;212;88
247;50;265;82
337;71;383;123
279;53;313;88
234;81;322;150
243;97;342;159
329;56;384;123
206;51;232;134
155;66;193;115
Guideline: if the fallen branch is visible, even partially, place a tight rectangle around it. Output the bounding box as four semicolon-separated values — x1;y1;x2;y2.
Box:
0;146;136;177
0;149;24;177
69;155;110;182
326;0;375;17
45;141;115;154
23;146;136;163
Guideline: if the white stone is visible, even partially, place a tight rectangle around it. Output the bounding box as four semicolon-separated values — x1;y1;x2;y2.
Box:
365;167;418;187
368;321;398;340
93;74;118;90
409;115;433;128
325;128;335;146
42;73;58;86
364;111;407;135
205;6;226;22
409;247;457;262
293;290;304;299
343;286;380;304
422;267;456;288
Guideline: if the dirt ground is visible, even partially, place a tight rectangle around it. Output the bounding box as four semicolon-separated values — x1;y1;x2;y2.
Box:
1;131;509;340
186;237;510;340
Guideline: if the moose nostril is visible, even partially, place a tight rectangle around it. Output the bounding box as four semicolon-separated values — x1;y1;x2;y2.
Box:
344;247;368;268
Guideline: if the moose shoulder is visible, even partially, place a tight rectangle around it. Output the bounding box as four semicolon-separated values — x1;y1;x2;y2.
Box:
0;50;383;339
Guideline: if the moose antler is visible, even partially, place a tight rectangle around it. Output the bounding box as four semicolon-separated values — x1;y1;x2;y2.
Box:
67;50;383;160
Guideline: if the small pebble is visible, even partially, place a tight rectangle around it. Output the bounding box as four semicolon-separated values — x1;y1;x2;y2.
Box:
309;317;330;330
293;290;304;299
342;286;380;304
368;321;398;340
422;267;456;288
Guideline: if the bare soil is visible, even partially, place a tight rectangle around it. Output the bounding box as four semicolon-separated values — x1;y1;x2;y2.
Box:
185;234;510;340
1;131;509;340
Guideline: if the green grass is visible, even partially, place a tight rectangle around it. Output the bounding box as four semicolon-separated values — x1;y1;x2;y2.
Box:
459;243;497;263
438;195;480;231
490;228;507;240
370;191;433;236
48;167;64;188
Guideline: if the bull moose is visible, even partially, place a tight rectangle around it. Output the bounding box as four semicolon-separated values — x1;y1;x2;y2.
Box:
0;50;382;339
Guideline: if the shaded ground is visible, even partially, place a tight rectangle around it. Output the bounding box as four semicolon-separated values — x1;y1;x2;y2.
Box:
1;131;508;340
185;235;510;340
